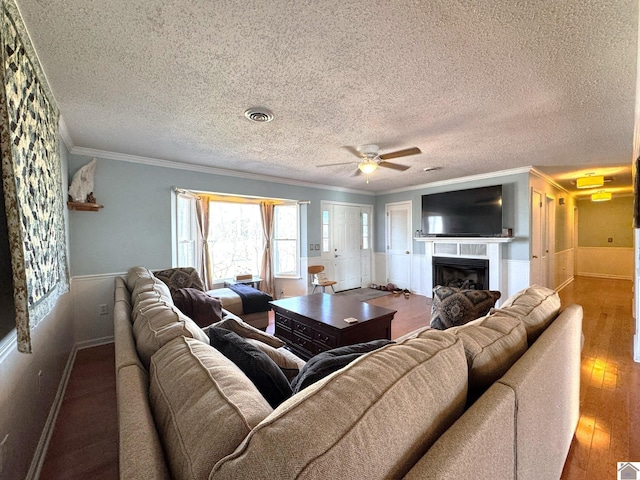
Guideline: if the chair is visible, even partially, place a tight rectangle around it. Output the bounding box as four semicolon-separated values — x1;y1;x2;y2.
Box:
308;265;337;293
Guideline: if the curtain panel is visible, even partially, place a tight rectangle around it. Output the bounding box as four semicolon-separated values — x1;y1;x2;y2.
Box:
260;202;275;298
0;0;69;353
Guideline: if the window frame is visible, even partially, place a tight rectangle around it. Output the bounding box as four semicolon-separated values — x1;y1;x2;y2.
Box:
273;203;300;278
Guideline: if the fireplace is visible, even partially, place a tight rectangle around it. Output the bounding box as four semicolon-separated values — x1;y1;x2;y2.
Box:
432;257;489;290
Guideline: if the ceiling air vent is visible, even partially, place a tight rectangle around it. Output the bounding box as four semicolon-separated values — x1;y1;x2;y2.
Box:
244;107;274;123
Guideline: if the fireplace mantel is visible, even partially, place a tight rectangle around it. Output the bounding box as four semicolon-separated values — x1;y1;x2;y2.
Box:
416;237;513;296
414;236;513;244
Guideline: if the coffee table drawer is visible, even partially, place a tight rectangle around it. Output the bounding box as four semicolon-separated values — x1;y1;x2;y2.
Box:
293;332;314;358
292;319;313;338
313;330;338;349
275;313;293;330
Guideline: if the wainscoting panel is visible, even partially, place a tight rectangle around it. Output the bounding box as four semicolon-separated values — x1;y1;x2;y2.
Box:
70;273;121;346
554;249;575;290
576;247;633;280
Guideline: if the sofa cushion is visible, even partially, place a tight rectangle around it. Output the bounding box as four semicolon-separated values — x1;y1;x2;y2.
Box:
208;327;293;408
131;276;173;304
211;330;468;479
291;339;394;393
244;338;305;381
430;286;501;330
149;336;273;480
172;287;224;328
126;266;155;292
491;284;560;344
448;314;528;402
154;267;205;293
213;315;285;348
133;303;210;370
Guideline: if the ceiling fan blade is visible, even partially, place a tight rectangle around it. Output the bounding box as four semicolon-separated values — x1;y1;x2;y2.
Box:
316;161;355;167
379;161;410;171
379;147;421;160
341;146;362;158
351;168;363;177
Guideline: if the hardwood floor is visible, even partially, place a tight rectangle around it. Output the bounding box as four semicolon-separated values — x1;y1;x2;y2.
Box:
40;343;118;480
559;277;640;479
40;277;637;479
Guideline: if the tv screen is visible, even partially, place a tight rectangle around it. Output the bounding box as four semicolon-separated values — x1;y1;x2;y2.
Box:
421;185;503;237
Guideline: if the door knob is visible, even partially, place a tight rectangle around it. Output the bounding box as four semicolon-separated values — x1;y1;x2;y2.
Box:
405;251;410;254
532;255;538;259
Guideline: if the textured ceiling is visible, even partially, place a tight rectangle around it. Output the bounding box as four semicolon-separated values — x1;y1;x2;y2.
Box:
14;0;639;194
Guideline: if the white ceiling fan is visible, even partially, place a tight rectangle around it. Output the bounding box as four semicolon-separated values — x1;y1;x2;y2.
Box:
317;144;421;182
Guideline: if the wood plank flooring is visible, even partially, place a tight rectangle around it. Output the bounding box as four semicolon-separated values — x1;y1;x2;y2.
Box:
39;343;118;480
40;277;638;479
559;277;639;479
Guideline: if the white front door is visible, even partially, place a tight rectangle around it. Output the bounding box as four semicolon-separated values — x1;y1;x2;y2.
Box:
332;204;361;291
386;201;412;290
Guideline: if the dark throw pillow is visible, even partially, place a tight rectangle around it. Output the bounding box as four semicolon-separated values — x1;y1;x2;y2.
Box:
208;327;293;408
430;285;501;330
291;339;394;393
172;288;224;328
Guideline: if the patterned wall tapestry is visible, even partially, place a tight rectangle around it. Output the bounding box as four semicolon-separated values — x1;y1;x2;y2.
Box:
0;0;69;353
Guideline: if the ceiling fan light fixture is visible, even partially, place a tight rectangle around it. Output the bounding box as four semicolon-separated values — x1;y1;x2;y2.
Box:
576;174;604;189
591;190;611;202
358;160;378;175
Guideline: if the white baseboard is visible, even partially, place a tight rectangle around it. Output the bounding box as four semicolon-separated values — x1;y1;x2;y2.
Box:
555;276;575;292
76;336;115;350
26;345;78;480
577;272;633;281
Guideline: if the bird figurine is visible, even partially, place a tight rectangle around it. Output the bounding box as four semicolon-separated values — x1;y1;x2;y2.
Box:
68;158;97;203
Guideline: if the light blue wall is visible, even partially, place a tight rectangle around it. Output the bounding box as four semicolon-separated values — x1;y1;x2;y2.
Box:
67;154;374;276
374;172;531;261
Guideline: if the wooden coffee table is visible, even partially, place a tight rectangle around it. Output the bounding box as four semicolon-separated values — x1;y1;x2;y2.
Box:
269;293;397;360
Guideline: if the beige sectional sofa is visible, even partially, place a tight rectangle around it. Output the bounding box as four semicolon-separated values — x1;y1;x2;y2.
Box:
115;266;583;480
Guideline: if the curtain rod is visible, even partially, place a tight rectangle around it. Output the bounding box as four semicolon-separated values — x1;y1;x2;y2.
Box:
173;186;310;205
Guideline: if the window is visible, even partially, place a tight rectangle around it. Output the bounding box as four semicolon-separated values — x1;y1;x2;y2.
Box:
362;211;370;250
176;194;198;267
273;204;299;277
207;202;263;281
174;191;300;281
322;208;330;252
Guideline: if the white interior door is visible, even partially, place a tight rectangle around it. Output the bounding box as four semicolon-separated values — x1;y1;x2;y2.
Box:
531;189;545;286
386;201;412;290
331;204;361;291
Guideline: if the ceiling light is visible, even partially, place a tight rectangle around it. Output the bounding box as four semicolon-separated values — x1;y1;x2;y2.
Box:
576;174;604;189
358;160;378;175
244;107;274;123
591;191;611;202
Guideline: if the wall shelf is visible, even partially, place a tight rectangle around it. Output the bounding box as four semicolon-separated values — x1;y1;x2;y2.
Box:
67;201;103;212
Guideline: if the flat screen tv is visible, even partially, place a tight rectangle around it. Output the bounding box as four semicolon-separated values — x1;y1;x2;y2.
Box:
421;185;503;237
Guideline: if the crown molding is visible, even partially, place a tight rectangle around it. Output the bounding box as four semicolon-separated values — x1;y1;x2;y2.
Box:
58;116;74;152
376;166;533;195
530;167;570;194
68;146;374;196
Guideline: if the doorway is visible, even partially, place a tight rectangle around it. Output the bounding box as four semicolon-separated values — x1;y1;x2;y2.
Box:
385;201;412;290
321;202;372;291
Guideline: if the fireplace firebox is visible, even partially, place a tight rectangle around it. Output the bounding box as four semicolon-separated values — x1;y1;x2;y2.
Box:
432;257;489;290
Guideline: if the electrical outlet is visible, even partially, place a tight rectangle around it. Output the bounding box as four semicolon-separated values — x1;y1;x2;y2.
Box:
98;304;108;315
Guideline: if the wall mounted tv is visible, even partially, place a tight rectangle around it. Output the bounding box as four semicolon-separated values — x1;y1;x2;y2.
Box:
421;185;503;237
